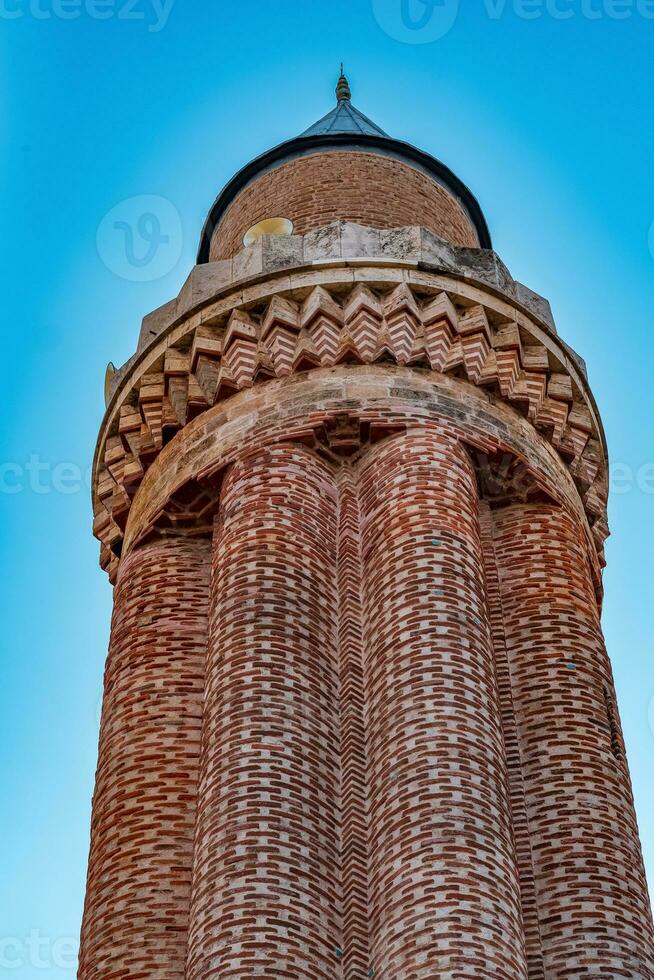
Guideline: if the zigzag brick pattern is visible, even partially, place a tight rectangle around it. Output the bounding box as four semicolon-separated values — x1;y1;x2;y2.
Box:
186;444;343;979
492;504;654;978
78;537;210;979
94;278;607;581
357;430;528;979
335;467;371;979
479;502;545;978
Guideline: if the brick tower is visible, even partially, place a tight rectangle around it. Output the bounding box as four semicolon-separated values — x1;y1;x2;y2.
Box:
81;72;654;979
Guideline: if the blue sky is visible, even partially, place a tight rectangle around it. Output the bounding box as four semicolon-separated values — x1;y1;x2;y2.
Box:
2;1;654;975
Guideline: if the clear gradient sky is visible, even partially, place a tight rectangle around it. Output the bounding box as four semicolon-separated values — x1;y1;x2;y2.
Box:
2;1;654;975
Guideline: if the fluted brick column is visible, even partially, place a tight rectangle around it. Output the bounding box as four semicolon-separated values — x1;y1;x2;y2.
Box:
186;444;343;979
492;504;654;979
357;430;528;979
78;536;210;979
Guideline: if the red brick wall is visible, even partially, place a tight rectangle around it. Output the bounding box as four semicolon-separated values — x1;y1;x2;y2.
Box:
492;504;654;978
209;151;479;258
78;537;210;980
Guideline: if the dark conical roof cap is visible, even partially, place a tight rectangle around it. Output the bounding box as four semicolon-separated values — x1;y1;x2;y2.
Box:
300;67;388;138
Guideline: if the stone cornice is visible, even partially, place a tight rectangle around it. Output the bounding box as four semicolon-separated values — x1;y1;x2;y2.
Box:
94;225;608;580
125;222;559;363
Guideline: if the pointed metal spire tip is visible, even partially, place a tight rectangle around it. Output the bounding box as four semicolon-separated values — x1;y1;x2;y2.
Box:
336;65;351;102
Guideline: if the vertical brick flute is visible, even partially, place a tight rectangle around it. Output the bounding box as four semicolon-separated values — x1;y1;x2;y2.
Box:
81;72;654;978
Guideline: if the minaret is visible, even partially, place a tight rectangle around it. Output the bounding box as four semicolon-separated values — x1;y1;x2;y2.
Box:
80;72;654;979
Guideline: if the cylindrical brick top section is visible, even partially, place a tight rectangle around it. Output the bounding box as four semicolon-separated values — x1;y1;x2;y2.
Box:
209;151;480;259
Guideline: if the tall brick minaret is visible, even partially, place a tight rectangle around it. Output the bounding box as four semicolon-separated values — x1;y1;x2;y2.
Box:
81;72;654;979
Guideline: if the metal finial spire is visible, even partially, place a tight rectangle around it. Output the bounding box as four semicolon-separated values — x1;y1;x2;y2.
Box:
336;65;351;102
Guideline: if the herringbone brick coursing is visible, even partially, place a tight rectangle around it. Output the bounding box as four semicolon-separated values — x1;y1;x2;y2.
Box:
81;79;654;979
335;468;371;979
